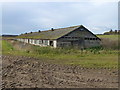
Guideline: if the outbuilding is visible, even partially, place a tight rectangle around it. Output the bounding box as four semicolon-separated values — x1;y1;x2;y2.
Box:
17;25;101;49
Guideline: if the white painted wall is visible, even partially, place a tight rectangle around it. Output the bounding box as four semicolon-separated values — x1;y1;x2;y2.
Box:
48;40;50;46
17;39;56;47
32;40;35;44
36;40;39;45
22;39;24;42
53;40;57;48
25;39;28;43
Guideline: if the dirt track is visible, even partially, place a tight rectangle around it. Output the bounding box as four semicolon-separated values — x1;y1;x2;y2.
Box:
2;55;118;88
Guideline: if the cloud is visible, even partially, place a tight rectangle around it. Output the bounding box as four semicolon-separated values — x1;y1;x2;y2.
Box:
2;2;118;35
0;0;119;2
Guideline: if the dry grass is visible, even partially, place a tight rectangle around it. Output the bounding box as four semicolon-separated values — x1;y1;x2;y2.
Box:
97;35;119;50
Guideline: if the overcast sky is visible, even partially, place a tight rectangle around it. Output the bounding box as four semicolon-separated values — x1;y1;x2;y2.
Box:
1;1;118;35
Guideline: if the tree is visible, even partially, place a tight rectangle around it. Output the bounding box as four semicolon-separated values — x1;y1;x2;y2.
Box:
114;30;118;34
38;30;41;32
109;29;113;34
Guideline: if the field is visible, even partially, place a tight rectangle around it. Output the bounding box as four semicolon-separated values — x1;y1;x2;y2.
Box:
1;35;119;88
2;39;118;68
97;34;118;40
2;55;118;88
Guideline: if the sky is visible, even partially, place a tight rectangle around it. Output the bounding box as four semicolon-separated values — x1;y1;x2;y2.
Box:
0;0;119;35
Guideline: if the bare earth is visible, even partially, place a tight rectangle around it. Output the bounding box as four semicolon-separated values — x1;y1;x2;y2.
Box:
2;55;118;88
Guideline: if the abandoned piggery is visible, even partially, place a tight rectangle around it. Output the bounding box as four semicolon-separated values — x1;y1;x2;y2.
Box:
16;25;101;48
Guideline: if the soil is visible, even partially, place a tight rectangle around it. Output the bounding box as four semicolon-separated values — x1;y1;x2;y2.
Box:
2;55;118;88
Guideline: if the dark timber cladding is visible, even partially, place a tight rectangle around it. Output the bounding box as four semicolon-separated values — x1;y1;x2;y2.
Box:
17;25;101;48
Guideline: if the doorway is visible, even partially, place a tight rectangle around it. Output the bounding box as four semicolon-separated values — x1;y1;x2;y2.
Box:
50;41;53;46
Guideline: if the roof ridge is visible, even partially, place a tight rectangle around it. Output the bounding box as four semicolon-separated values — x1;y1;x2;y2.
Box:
18;25;83;39
38;25;82;33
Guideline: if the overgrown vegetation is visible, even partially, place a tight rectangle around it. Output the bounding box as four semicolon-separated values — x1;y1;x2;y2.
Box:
97;35;119;50
2;37;118;68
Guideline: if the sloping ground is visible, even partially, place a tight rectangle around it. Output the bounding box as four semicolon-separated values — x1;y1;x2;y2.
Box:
97;35;118;41
2;55;118;88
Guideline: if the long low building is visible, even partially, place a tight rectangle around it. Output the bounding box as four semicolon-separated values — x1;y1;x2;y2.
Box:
16;25;101;48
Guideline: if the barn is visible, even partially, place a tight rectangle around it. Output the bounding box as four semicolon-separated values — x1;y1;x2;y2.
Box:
16;25;101;49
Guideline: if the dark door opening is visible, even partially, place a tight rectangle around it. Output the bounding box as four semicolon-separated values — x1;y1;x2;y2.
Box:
50;41;53;46
28;39;30;43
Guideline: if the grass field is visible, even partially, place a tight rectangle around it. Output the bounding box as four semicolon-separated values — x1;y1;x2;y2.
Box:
2;38;118;68
97;35;119;40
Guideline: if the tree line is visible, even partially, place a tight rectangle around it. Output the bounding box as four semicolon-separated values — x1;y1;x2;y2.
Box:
103;29;120;35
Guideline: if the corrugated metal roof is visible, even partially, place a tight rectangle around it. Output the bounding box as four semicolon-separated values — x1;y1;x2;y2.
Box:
17;25;82;40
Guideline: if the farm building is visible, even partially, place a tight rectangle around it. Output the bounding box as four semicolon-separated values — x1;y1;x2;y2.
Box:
16;25;101;49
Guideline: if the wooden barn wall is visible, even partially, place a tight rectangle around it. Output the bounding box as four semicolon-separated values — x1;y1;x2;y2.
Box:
57;27;101;48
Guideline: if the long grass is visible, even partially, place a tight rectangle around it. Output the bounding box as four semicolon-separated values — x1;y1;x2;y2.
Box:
97;35;119;50
2;39;118;68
